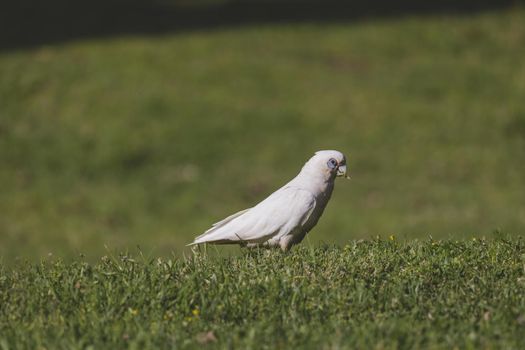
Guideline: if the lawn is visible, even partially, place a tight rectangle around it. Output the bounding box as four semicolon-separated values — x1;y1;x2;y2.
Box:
2;4;524;348
1;239;524;349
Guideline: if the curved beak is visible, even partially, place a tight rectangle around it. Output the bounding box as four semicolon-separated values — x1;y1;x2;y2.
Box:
337;164;350;179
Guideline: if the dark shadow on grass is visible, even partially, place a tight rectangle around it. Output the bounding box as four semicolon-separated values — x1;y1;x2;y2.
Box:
0;0;521;51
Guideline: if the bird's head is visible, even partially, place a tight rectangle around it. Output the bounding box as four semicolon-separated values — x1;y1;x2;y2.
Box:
302;150;349;180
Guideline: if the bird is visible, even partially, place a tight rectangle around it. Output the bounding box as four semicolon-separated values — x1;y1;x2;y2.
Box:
188;150;349;251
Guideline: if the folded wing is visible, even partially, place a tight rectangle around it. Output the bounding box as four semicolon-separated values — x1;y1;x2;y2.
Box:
190;187;316;245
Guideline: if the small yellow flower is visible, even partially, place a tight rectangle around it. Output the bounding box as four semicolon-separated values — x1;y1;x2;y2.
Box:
389;235;396;241
192;308;200;317
129;308;138;316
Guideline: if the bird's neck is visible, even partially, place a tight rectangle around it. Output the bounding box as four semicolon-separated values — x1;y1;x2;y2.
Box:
289;169;335;197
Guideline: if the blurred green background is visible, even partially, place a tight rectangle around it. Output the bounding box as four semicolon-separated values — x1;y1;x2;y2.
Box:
1;1;524;261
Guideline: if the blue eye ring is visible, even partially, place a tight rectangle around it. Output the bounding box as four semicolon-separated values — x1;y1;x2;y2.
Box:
327;158;338;169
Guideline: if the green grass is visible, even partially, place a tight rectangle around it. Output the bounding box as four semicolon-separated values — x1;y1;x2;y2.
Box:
2;5;525;349
2;7;524;349
1;7;525;260
1;239;524;349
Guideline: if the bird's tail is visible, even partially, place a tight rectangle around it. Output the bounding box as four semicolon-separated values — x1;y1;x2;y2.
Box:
187;208;251;246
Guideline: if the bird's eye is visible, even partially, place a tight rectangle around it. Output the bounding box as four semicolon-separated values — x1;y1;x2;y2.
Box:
327;158;338;169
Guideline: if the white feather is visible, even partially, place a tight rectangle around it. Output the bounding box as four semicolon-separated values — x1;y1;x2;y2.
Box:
188;150;347;251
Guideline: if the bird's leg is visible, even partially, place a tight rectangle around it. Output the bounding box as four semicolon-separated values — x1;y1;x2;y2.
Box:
279;235;295;252
245;242;274;249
